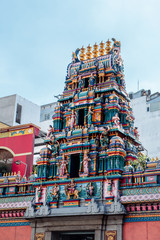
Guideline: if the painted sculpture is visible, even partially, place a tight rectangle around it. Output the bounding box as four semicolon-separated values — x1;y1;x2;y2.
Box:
65;180;81;200
50;184;59;200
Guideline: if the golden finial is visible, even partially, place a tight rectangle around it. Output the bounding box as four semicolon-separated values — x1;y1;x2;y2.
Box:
14;172;16;176
8;172;10;176
86;44;92;59
93;43;98;58
6;172;8;176
3;173;5;177
99;41;105;56
80;46;85;61
11;172;13;176
106;39;111;54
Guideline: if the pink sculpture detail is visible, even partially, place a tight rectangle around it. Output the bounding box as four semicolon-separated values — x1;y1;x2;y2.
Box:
60;156;68;177
112;113;120;127
134;127;139;139
47;125;54;139
82;152;91;175
69;110;77;129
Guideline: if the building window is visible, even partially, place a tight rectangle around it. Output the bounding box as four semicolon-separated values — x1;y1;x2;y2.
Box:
44;114;50;120
147;107;149;112
15;104;22;124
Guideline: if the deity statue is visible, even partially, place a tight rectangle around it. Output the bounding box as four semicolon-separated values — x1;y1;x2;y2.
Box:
86;182;94;197
50;135;59;156
65;179;81;200
78;76;82;91
72;48;80;63
16;171;21;183
47;125;54;139
50;183;59;200
87;106;93;127
134;127;139;139
60;156;68;177
81;151;91;175
100;127;110;148
89;73;95;88
107;180;112;196
69;110;77;130
37;186;42;201
112;113;120;127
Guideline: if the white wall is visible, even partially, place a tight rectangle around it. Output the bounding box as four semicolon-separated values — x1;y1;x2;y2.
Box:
0;95;16;126
14;95;40;126
131;96;160;158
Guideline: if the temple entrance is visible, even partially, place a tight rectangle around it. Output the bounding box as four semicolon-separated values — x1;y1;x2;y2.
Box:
59;232;94;240
70;154;80;178
78;109;85;126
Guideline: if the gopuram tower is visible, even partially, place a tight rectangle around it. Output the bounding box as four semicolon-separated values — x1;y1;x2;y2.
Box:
28;39;142;240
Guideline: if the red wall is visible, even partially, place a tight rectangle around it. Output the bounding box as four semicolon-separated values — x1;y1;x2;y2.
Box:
123;221;160;240
0;126;39;177
0;225;31;240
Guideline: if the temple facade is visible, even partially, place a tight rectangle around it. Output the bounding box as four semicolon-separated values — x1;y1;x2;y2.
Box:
0;39;160;240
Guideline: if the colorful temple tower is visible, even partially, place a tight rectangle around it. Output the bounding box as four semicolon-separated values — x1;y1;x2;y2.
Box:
36;39;139;185
30;39;141;239
1;39;160;240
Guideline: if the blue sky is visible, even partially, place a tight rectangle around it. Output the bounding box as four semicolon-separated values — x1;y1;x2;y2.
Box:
0;0;160;105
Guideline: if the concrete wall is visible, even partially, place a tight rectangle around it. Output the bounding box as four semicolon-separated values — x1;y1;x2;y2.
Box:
0;95;16;126
14;95;40;126
0;95;40;127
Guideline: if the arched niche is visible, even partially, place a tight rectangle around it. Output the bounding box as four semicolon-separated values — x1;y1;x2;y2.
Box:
0;149;13;176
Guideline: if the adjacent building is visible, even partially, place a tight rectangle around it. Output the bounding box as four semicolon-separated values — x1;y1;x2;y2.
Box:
0;94;40;127
129;89;160;158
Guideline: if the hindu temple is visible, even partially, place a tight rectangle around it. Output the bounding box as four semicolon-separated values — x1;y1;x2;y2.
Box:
0;39;160;240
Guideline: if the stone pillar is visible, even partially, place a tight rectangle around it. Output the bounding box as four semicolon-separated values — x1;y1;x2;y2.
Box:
106;215;124;240
45;231;52;240
95;229;102;240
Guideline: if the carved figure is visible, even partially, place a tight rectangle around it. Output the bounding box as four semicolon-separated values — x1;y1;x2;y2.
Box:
37;186;42;201
89;73;95;88
134;127;139;139
87;106;93;127
112;113;120;127
107;180;112;196
81;152;91;175
16;171;21;183
72;48;80;63
65;180;81;200
78;76;82;90
100;127;109;147
60;156;68;177
51;135;59;156
69;110;77;129
50;183;59;200
47;125;54;139
86;182;94;197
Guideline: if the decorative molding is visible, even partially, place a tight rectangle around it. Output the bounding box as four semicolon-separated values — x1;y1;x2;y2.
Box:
108;197;126;214
121;193;160;203
86;198;100;213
